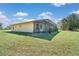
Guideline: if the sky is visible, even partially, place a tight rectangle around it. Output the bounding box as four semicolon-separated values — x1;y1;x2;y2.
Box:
0;3;79;28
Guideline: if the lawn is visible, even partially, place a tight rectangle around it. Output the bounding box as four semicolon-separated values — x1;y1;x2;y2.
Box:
0;30;79;56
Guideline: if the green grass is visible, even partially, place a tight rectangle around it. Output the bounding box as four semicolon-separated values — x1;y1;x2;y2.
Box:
0;30;79;55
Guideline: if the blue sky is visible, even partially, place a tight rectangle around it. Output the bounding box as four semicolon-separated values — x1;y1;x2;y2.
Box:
0;3;79;28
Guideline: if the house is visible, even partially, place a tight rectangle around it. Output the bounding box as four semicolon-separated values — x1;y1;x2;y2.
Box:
10;19;58;33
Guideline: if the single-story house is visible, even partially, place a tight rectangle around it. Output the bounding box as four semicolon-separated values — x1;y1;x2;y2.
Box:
10;19;58;33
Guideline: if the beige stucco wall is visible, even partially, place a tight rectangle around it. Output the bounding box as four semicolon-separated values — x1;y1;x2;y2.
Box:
11;21;34;32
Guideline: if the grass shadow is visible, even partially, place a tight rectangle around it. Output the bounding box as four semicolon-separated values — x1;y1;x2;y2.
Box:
5;31;60;41
31;31;60;41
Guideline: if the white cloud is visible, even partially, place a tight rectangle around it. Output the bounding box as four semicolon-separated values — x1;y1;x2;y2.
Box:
0;11;3;14
55;18;62;23
14;12;28;17
70;10;79;14
2;19;11;28
51;3;67;7
0;11;7;23
12;19;35;24
0;11;12;28
17;17;23;20
39;12;53;16
0;15;7;20
22;19;35;22
38;12;54;19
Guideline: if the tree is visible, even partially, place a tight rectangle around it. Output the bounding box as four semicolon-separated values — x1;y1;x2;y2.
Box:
0;23;2;29
60;13;79;31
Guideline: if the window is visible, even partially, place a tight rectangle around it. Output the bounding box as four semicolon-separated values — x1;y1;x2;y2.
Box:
40;24;42;29
36;24;39;29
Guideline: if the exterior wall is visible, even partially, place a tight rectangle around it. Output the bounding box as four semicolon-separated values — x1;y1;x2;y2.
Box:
33;19;57;33
11;21;34;32
33;21;46;33
33;22;45;33
10;19;58;33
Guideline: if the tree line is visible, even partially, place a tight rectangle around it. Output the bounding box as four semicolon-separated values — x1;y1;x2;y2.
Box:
59;13;79;31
